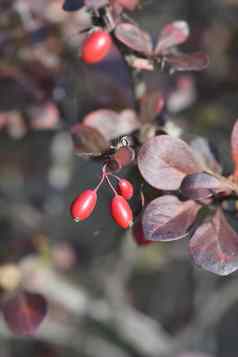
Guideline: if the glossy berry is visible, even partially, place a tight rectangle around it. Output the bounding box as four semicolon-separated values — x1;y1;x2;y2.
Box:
111;195;133;229
81;30;112;64
117;179;134;200
71;189;97;222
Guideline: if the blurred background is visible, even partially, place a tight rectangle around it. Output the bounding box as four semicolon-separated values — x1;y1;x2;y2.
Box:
1;0;238;356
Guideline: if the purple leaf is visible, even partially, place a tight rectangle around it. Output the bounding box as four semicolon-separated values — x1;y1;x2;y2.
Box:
138;135;202;190
143;195;200;241
165;52;209;72
189;208;238;275
180;172;232;200
2;291;47;336
155;21;190;55
115;23;153;56
83;109;139;140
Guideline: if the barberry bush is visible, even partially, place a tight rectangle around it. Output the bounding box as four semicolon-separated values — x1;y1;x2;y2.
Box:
2;1;238;357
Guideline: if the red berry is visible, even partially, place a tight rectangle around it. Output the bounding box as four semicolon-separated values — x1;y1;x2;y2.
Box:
111;195;133;229
117;179;134;200
70;189;97;222
81;31;112;64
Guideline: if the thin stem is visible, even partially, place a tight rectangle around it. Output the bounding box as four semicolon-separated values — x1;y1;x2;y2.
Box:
111;33;144;113
95;173;106;192
105;175;117;196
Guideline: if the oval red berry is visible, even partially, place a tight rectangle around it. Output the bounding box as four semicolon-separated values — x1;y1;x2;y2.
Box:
111;195;133;229
71;189;97;222
81;31;112;64
117;179;134;200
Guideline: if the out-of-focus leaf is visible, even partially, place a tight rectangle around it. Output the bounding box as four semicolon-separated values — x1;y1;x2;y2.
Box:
231;119;238;175
30;102;60;130
190;137;222;174
70;123;109;154
167;75;196;113
139;91;165;124
63;0;85;11
180;172;232;200
2;291;47;336
83;109;139;140
143;195;200;241
138;135;202;190
0;69;42;111
155;21;190;55
165;52;209;73
189;208;238;275
115;23;153;56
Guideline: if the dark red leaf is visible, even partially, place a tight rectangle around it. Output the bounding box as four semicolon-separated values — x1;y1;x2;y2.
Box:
155;21;190;55
2;291;47;336
180;172;232;200
165;52;209;73
83;109;139;140
231;119;238;176
138;135;202;190
142;195;200;241
115;23;153;56
189;208;238;275
70;123;109;154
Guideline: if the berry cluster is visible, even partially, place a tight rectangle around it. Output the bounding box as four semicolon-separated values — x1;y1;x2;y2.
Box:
70;166;134;229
